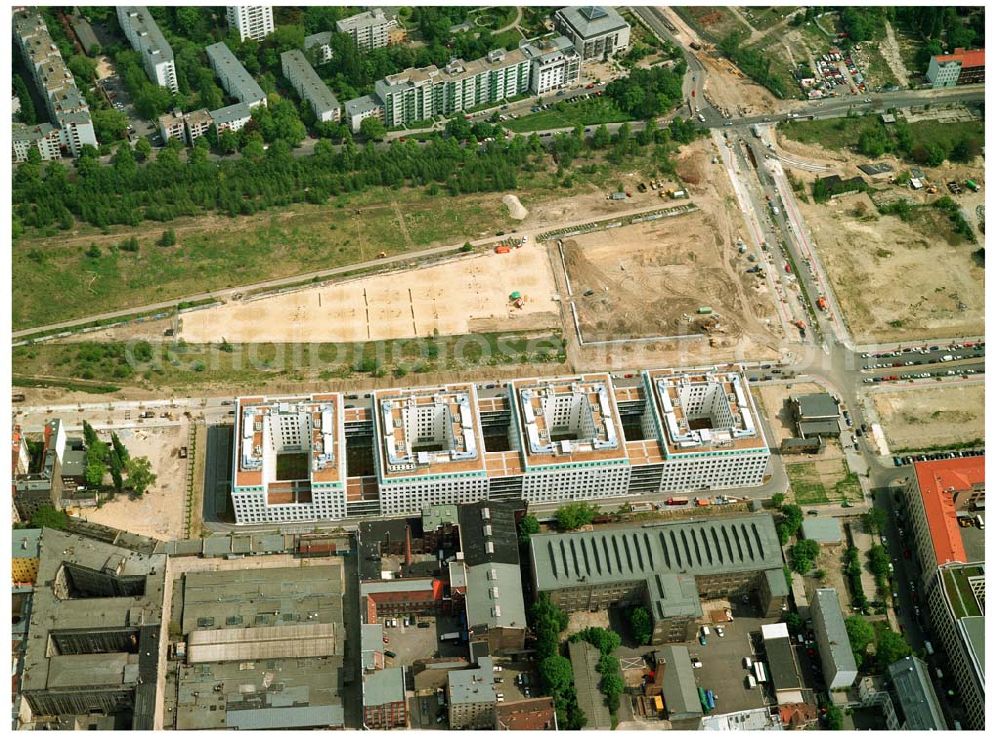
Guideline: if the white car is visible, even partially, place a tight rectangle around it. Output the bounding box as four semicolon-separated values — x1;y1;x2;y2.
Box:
691;660;703;668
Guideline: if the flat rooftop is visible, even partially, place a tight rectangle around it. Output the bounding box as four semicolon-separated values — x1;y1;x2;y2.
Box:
234;394;345;494
644;365;768;455
206;41;266;103
119;6;174;62
511;373;626;467
374;384;486;480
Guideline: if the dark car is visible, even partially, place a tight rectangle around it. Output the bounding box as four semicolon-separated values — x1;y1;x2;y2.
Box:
417;622;431;628
385;650;397;658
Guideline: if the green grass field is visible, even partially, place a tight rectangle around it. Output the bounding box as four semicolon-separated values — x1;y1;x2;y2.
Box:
781;116;985;156
787;462;830;505
505;98;631;133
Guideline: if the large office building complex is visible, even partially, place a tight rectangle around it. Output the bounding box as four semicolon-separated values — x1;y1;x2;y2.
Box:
521;35;581;94
230;366;771;524
117;7;177;92
13;11;98;161
554;6;631;60
231;394;347;524
281;50;341;122
226;5;274;42
337;9;392;51
529;514;788;641
206;42;267;109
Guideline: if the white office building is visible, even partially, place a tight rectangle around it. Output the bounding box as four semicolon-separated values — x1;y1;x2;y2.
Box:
13;10;97;159
231;364;771;524
521;35;581;94
231;394;348;524
281;49;340;122
117;6;178;92
226;5;274;42
554;6;631;61
336;9;391;51
206;42;267;109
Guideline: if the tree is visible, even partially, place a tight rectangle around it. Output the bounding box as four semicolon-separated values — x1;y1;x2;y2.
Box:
775;504;804;545
571;627;621;656
845;615;875;664
125;456;156;496
518;513;540;545
771;493;786;508
539;654;574;698
134;137;152;161
530;594;568;658
824;704;844;730
784;611;804;631
790;538;821;574
13;75;36;124
29;505;69;530
861;508;887;535
875;630;913;671
629;606;652;645
359;116;387;142
159;229;177;247
868;545;891;579
555;502;600;531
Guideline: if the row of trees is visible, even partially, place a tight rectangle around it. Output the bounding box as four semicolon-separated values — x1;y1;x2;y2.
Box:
529;595;586;729
554;502;601;531
569;627;624;722
771;494;804;545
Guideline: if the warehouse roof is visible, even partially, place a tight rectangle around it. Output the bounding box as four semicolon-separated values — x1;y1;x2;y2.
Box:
800;517;843;544
361;623;384;671
364;666;406;707
656;646;702;718
463;562;526;631
888;656;947;730
762;626;804;691
448;657;497;705
794;393;839;419
458;500;522;566
568;641;611;729
530;514;785;592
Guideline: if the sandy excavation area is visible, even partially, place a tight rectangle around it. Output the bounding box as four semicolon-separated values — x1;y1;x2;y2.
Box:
557;138;782;354
180;244;560;344
872;385;985;452
70;423;190;541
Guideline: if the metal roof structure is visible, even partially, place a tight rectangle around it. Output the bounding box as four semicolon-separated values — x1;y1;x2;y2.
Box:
363;666;406;707
12;528;42;560
655;646;702;718
530;514;785;592
463;562;527;631
186;623;337;663
457;500;522;566
448;657;497;705
762;624;804;691
794;393;840;420
888;656;947;730
800;517;843;544
810;588;858;687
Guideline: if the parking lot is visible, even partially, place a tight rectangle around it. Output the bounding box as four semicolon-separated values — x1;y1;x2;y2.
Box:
688;614;773;715
381;614;466;669
97;71;156;143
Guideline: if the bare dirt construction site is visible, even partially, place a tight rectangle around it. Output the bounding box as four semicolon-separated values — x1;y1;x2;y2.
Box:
871;384;984;452
553;138;784;363
176;244;559;344
776;135;986;344
67;423;190;540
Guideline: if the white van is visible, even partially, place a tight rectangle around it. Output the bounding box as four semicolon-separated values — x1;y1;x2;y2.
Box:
743;657;753;670
701;625;711;636
746;675;757;689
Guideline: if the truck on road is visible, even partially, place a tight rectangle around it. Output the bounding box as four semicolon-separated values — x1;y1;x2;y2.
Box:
751;124;762;138
440;632;462;642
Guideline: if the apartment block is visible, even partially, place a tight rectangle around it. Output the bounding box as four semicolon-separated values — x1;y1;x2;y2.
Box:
206;42;267;109
13;11;97;160
183;108;213;143
336;9;391;51
281;49;341;122
117;7;178;92
226;5;274;42
210;102;253;133
554;6;631;61
927;48;985;87
448;658;498;729
157;108;186;143
304;31;335;64
521;35;581;94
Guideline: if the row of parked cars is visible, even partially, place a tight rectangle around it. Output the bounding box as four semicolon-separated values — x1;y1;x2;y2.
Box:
892;449;983;466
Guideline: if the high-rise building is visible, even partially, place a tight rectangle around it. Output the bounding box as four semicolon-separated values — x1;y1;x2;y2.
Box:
117;7;178;92
13;11;98;160
336;9;391;51
226;5;274;42
521;35;581;94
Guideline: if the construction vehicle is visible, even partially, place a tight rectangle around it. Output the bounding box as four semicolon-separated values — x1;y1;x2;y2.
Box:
695;498;711;507
495;245;511;254
966;179;981;192
816;296;828;311
697;306;713;315
377;251;387;258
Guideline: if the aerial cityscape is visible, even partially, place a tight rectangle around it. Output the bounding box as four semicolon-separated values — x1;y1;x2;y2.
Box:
9;3;985;733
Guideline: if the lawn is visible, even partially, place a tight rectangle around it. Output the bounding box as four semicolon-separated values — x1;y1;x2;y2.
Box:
12;331;567;392
468;6;517;32
786;462;830;505
742;6;798;32
781;115;985;157
275;453;309;481
506;98;631;133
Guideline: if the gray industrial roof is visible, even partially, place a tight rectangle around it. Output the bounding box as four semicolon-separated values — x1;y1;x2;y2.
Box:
556;6;628;38
12;528;42;559
795;393;839;420
797;420;842;437
811;588;858;676
463;562;527;631
530;514;785;592
423;503;459;532
888;656;947;730
656;646;702;718
181;565;342;634
458;500;523;566
361;623;384;671
361;577;435;595
763;632;804;690
364;666;406;707
568;641;611;729
801;517;843;544
304;30;332;49
648;572;702;621
46;653;136;689
227;705;344;730
206;41;266;104
958;616;985;686
449;657;497;705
